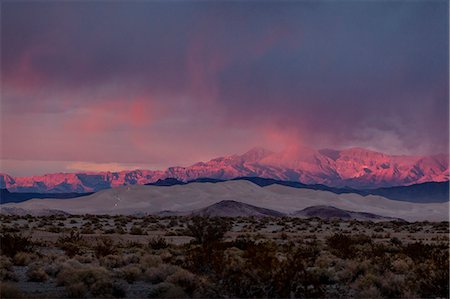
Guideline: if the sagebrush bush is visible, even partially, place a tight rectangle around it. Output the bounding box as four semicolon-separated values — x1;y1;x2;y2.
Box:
57;230;85;257
130;225;145;235
326;233;354;259
75;253;95;264
99;254;126;269
26;263;49;282
57;259;111;297
91;279;127;298
187;217;231;245
144;264;179;284
0;232;33;257
93;237;117;258
148;236;169;250
66;282;88;298
148;282;187;298
140;254;162;269
0;256;17;281
13;251;37;266
166;268;199;295
119;264;142;283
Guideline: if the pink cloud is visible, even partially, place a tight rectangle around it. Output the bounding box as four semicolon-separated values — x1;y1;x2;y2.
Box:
63;96;164;135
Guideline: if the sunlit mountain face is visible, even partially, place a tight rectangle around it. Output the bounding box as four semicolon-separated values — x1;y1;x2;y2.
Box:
1;147;448;193
1;1;448;179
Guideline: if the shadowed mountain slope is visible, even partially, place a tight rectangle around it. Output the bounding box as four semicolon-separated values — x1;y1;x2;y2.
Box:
190;200;285;217
0;188;93;204
292;205;404;221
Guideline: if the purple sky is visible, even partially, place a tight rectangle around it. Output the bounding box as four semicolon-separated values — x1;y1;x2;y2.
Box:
1;1;449;176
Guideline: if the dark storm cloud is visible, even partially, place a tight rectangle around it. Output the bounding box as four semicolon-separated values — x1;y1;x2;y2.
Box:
1;0;448;173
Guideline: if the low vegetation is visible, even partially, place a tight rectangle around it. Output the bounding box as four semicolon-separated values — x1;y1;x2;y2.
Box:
0;214;448;298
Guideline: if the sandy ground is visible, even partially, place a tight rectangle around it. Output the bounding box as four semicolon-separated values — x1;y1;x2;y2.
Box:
3;181;449;221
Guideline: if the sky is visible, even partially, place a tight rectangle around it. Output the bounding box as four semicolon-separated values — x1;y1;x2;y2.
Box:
1;1;449;176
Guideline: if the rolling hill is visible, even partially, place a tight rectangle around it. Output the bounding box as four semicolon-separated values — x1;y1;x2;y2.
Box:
2;180;448;221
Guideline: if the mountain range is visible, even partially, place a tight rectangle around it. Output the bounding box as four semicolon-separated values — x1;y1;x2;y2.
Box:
1;147;448;193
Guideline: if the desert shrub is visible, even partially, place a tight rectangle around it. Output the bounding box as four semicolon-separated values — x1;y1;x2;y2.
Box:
45;262;64;278
415;246;449;298
326;233;354;259
58;229;83;244
141;254;163;269
144;264;179;284
168;219;178;227
0;283;23;299
57;260;111;297
66;282;88;298
0;225;20;233
148;236;169;250
160;250;173;263
148;282;187;298
402;242;432;262
377;271;409;298
326;233;371;259
80;226;95;234
91;279;126;298
0;232;33;257
124;253;140;264
26;263;49;282
230;236;256;250
275;243;324;298
352;234;373;245
115;227;126;234
93;237;117;258
119;264;142;283
99;254;126;269
0;256;17;281
123;240;144;249
130;225;145;235
390;237;402;246
216;240;324;298
185;243;225;275
47;225;63;233
391;257;413;273
75;253;95;264
103;228;115;234
57;230;85;257
166;268;200;295
352;273;383;298
12;251;37;266
187;217;231;245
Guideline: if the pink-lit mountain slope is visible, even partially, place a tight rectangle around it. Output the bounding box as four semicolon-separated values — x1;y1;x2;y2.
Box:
1;147;448;193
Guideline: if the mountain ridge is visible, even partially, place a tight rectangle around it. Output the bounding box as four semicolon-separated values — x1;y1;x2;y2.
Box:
1;147;448;193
